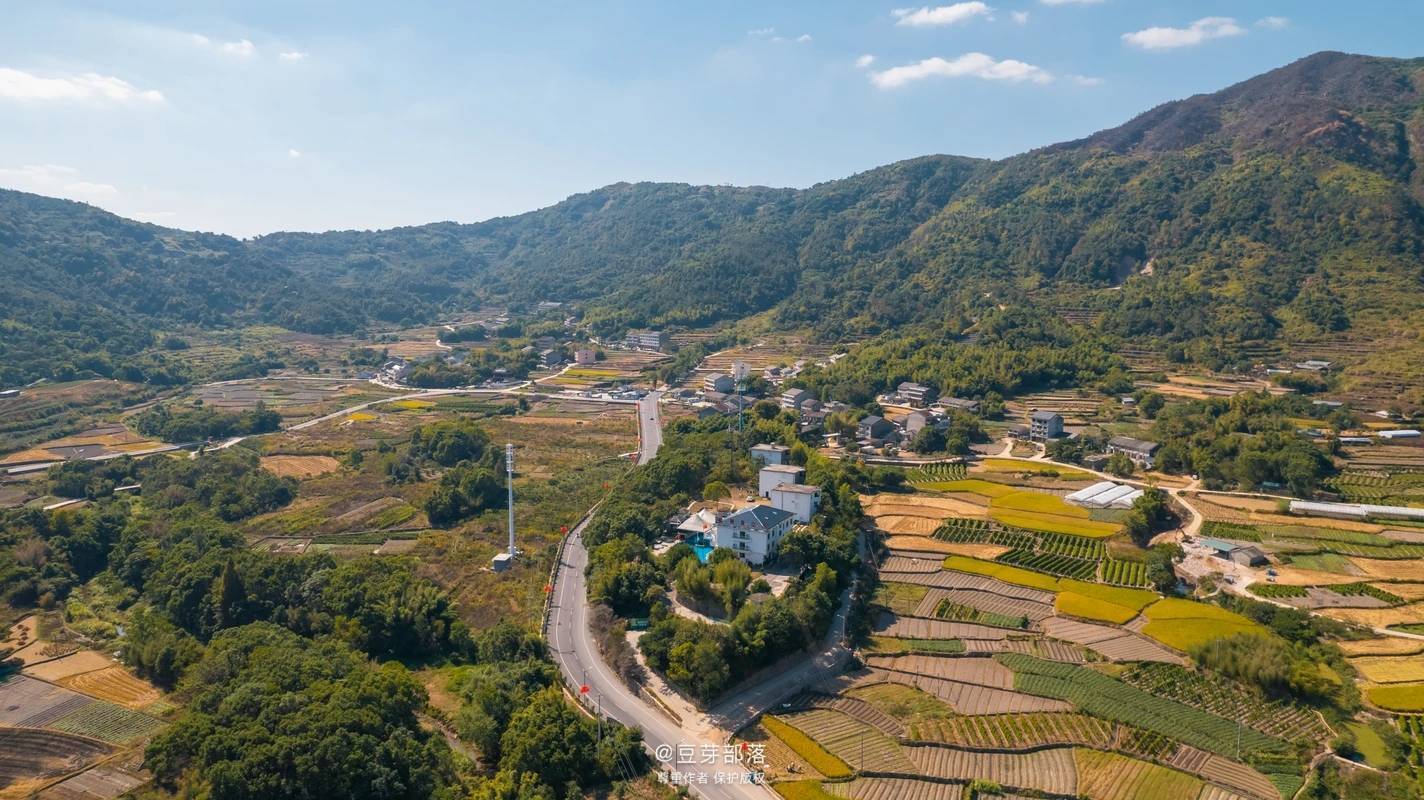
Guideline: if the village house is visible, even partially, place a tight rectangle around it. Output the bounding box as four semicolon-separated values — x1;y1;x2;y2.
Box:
903;409;946;438
712;505;795;566
896;381;934;408
758;464;805;498
749;443;790;466
1200;537;1268;566
934;397;980;415
539;349;565;369
769;483;821;524
623;329;670;351
574;349;597;366
703;373;734;394
780;387;813;410
857;414;897;443
1106;435;1161;469
1029;411;1063;441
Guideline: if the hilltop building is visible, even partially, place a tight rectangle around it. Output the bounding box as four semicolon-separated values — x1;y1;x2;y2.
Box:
1029;411;1063;441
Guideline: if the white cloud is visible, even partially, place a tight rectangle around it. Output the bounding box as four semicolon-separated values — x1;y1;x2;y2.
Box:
190;33;257;57
1122;17;1245;50
0;164;119;202
1011;10;1030;23
288;149;302;159
871;52;1053;89
1256;16;1289;29
279;50;308;61
856;54;877;68
0;67;164;104
796;33;813;43
892;3;993;27
747;27;775;37
219;39;256;57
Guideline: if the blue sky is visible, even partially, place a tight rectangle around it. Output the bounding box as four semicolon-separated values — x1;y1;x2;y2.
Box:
1;1;1420;237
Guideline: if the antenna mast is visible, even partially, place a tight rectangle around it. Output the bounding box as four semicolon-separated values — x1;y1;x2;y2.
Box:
505;443;516;557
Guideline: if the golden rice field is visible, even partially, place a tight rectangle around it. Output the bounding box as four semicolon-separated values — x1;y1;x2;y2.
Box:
1366;683;1424;712
1321;602;1424;628
1351;559;1424;581
260;455;341;479
1338;637;1424;657
1350;656;1424;684
58;666;163;709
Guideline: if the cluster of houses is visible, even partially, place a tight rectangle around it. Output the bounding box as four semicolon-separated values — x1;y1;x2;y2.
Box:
669;444;823;566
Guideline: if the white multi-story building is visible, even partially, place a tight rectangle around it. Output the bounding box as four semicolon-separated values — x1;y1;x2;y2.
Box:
749;443;790;466
623;330;670;351
703;373;734;394
770;483;821;523
574;349;597;366
758;464;805;498
712;505;795;565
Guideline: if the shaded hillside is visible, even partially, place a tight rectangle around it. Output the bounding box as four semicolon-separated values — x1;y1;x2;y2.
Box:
3;51;1424;387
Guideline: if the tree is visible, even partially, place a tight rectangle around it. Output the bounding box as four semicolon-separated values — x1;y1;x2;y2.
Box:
213;556;248;629
497;690;596;790
1106;452;1136;478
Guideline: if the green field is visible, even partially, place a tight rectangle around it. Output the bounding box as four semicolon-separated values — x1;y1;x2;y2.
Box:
1368;684;1424;712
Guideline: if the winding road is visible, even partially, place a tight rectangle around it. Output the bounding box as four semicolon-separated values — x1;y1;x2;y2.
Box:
547;390;774;798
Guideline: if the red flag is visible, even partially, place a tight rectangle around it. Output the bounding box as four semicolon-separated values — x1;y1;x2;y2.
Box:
543;584;553;594
580;684;590;694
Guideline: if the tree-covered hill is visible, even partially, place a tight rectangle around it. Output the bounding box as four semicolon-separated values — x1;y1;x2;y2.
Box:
3;51;1423;386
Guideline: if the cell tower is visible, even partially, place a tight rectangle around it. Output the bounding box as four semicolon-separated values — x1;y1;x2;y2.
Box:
492;443;517;571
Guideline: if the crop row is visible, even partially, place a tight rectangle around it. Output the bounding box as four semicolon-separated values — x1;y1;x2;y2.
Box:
1247;584;1308;599
909;712;1112;749
909;463;967;483
997;654;1291;759
997;549;1098;582
1333;583;1405;604
1101;559;1150;588
1199;521;1263;542
1039;531;1106;561
1119;663;1329;743
932;598;1028;630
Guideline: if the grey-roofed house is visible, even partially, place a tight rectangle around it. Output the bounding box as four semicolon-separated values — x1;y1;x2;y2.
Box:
1106;436;1161;469
712;504;796;565
857;414;896;442
1029;411;1063;441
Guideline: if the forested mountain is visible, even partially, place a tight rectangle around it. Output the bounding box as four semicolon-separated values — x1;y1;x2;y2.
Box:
3;51;1423;385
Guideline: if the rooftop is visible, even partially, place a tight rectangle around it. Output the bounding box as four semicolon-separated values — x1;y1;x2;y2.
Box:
1108;435;1160;454
771;484;821;495
1030;410;1061;422
724;504;795;529
761;464;805;474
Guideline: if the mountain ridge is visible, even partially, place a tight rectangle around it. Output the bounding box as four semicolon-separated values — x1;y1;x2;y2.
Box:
2;51;1423;388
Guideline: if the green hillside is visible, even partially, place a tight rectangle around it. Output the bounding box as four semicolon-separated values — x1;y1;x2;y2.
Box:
3;51;1423;392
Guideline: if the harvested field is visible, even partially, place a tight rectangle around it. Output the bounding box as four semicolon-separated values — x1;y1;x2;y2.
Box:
1040;617;1186;664
36;763;146;800
0;727;111;793
884;537;1009;559
853;669;1073;716
875;517;941;535
785;694;906;737
913;588;1053;623
259;454;341;479
23;650;115;682
1351;656;1424;684
863;655;1016;689
862;495;986;517
880;557;944;574
0;675;92;727
743;722;828;782
1351;558;1424;581
874;614;1010;641
906;744;1078;796
1320;602;1424;628
880;568;1056;605
1338;637;1424;657
57;667;161;710
822;777;963;800
1269;566;1364;585
1377;582;1424;600
908;712;1112;750
775;709;916;774
1074;749;1203;800
959;638;1089;663
1167;749;1278;800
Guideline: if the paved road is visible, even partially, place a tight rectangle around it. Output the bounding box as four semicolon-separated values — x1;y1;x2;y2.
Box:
548;389;771;799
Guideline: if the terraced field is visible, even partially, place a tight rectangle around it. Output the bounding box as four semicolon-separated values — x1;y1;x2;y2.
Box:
0;727;112;791
905;744;1078;796
774;709;917;774
1074;749;1203;800
850;669;1074;716
908;712;1113;749
822;777;963;800
1121;663;1331;743
998;655;1291;760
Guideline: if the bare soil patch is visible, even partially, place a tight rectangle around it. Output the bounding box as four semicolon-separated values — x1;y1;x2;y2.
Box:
24;650;115;682
260;454;341;479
